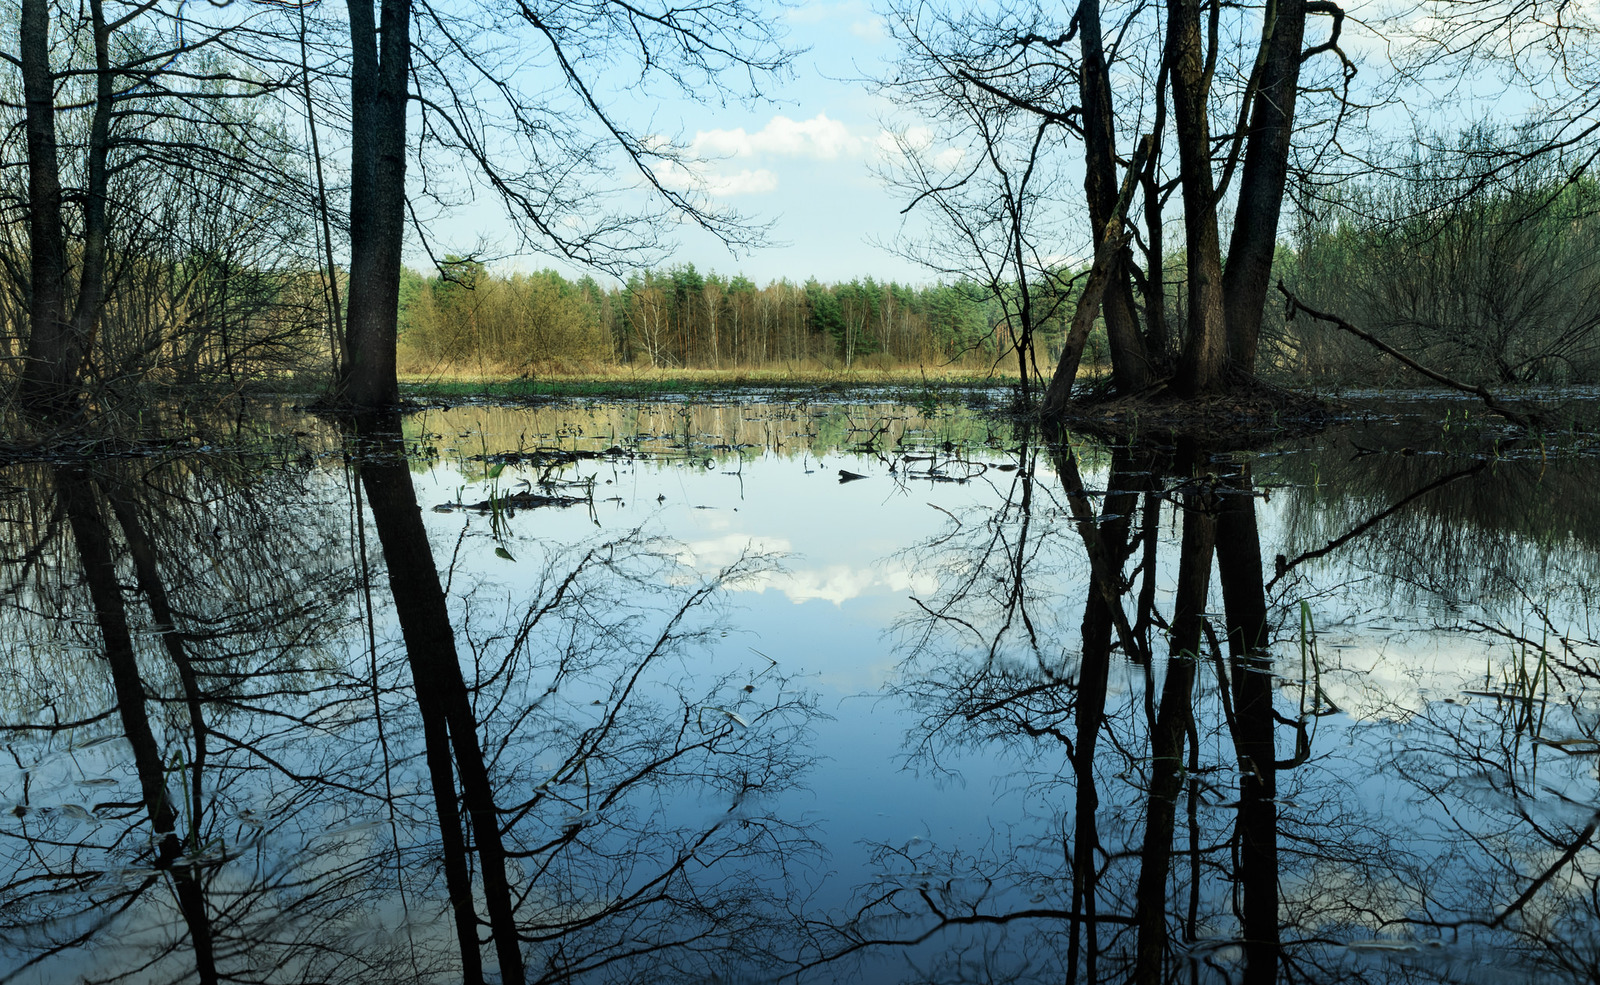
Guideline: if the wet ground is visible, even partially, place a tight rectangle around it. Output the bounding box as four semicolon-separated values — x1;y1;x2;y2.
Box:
1;395;1597;984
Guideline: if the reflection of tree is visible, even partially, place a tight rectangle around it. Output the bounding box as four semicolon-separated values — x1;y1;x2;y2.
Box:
0;435;820;983
355;421;524;982
0;455;373;984
814;434;1384;984
1272;445;1600;613
825;424;1600;984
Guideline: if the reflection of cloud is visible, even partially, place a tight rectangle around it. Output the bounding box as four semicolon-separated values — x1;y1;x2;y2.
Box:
759;564;937;605
680;534;792;567
677;535;935;605
691;114;864;160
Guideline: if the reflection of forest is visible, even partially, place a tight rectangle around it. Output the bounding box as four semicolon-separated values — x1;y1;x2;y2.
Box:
0;433;819;984
1270;436;1600;607
399;400;1017;471
819;428;1600;984
5;404;1600;984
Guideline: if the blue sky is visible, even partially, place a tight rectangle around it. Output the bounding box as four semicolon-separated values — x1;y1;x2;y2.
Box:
416;0;1594;289
424;0;943;287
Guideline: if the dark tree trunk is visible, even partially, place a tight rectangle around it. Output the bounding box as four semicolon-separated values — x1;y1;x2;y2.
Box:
18;0;117;414
337;0;411;407
1043;229;1132;415
19;0;73;409
1167;0;1230;396
1078;0;1152;392
1221;0;1309;373
72;0;114;353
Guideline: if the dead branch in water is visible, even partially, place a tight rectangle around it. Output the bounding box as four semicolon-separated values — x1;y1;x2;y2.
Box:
1277;281;1540;430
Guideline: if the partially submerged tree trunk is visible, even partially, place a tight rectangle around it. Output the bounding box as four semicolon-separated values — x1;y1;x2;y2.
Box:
1078;0;1152;392
1166;0;1230;397
335;0;412;408
1220;0;1309;372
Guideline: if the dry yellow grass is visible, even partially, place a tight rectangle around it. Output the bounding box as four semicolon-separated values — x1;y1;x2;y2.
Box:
397;358;1025;387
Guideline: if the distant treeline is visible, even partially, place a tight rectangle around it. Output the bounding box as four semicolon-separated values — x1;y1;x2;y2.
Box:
8;155;1592;393
396;261;1067;375
397;174;1600;388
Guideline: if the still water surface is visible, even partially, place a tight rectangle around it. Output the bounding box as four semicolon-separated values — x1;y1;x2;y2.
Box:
1;397;1596;984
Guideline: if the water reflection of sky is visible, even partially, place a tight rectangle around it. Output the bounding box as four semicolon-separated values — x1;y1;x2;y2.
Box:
408;401;1600;916
5;398;1600;983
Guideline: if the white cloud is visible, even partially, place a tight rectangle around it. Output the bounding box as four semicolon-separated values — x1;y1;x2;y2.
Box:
655;160;780;197
785;1;866;26
707;169;780;196
849;17;887;42
691;114;865;161
871;124;966;172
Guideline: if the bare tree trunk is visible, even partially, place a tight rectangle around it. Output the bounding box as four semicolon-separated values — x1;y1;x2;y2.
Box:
19;0;74;409
1044;137;1148;414
1167;0;1230;396
337;0;411;407
70;0;114;361
1043;230;1132;415
1221;0;1309;373
1078;0;1152;391
18;0;117;413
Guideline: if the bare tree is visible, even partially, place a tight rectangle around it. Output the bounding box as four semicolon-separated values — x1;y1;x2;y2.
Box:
881;0;1357;404
328;0;795;406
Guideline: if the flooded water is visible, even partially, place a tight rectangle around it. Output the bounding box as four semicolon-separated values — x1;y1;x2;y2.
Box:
2;396;1598;984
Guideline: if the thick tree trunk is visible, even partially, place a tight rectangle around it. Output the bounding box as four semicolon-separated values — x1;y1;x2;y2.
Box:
1078;0;1151;392
1167;0;1230;396
18;0;117;414
19;0;74;409
1221;0;1308;373
337;0;411;407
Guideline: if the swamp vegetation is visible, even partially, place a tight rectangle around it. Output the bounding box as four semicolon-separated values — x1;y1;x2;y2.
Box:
3;0;1600;978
